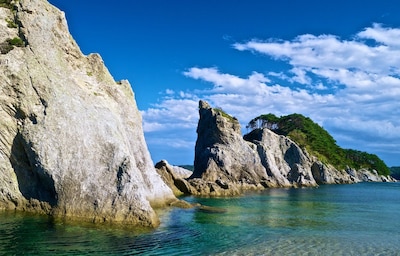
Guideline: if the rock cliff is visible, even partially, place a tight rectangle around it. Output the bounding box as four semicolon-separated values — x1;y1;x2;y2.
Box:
189;100;318;195
0;0;175;226
163;100;394;196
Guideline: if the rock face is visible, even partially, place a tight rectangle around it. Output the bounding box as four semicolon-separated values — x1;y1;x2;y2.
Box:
192;100;270;194
244;128;317;187
0;0;175;226
155;160;192;196
173;100;395;196
190;101;318;195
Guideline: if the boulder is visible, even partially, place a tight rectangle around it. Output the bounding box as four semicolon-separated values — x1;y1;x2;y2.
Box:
0;0;175;226
155;160;193;196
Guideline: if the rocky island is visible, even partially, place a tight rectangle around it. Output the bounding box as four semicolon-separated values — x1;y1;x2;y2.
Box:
156;100;395;197
0;0;177;226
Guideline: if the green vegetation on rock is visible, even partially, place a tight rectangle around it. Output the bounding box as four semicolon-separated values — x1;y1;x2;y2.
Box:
0;0;15;9
8;37;24;47
214;107;237;122
6;18;17;28
0;37;24;54
246;113;390;175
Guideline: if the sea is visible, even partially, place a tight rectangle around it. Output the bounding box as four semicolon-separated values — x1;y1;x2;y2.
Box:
0;182;399;255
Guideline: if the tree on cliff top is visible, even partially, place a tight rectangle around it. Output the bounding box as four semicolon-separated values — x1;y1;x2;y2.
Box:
246;113;390;176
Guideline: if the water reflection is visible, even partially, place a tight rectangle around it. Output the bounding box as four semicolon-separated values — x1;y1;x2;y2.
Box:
0;212;154;255
188;187;338;230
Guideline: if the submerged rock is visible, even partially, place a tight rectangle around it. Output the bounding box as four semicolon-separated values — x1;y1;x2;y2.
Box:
0;0;175;226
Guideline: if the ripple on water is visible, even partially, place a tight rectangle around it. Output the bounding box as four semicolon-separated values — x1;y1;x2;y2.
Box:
1;183;400;255
212;231;400;256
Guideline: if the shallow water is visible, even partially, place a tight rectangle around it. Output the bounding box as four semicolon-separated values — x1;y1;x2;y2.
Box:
1;183;399;255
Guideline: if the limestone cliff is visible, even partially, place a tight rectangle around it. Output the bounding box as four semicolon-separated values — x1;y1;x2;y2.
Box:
171;100;394;196
0;0;175;226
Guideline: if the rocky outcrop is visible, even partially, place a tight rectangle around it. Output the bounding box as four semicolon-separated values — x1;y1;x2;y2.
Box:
311;161;396;184
0;0;176;226
244;128;317;187
191;100;270;195
155;160;192;196
170;100;395;196
188;100;319;195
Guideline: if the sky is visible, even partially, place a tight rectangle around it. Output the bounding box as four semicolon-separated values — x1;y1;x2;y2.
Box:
48;0;400;167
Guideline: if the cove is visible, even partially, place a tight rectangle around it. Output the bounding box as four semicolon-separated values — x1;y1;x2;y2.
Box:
1;182;399;255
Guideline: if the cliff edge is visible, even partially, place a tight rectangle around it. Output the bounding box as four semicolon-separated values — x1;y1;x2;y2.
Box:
0;0;175;226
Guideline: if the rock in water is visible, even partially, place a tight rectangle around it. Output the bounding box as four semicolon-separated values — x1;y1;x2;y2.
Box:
155;160;192;196
192;100;269;193
0;0;175;226
188;100;395;196
190;100;318;196
244;128;317;187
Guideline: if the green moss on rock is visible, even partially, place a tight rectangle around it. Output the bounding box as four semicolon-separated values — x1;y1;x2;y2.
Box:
0;37;25;54
214;107;237;122
0;0;15;9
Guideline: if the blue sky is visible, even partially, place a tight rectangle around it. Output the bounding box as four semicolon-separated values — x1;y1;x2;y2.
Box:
49;0;400;167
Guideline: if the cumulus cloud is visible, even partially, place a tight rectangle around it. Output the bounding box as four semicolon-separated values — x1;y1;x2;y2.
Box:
142;98;199;132
357;23;400;47
183;67;271;95
142;24;400;165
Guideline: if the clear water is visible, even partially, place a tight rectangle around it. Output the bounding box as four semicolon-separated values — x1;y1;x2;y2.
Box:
1;183;399;255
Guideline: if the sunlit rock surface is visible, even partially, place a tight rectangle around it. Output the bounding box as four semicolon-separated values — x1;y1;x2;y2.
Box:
0;0;175;226
170;100;395;196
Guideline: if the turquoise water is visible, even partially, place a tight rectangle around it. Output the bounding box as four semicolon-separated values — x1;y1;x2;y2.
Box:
1;182;399;255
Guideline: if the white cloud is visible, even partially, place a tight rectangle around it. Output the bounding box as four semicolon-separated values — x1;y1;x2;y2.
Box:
234;29;400;77
142;24;400;166
315;82;328;90
289;67;312;84
165;89;175;95
183;67;270;95
357;23;400;47
142;98;199;132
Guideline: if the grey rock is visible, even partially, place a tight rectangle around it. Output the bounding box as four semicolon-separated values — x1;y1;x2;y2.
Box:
180;100;395;196
245;128;317;187
189;100;318;195
172;165;193;179
191;101;268;195
0;0;175;226
155;160;193;196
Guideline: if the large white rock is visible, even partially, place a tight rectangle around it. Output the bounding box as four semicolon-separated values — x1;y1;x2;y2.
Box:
188;100;395;196
0;0;175;226
191;100;318;196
